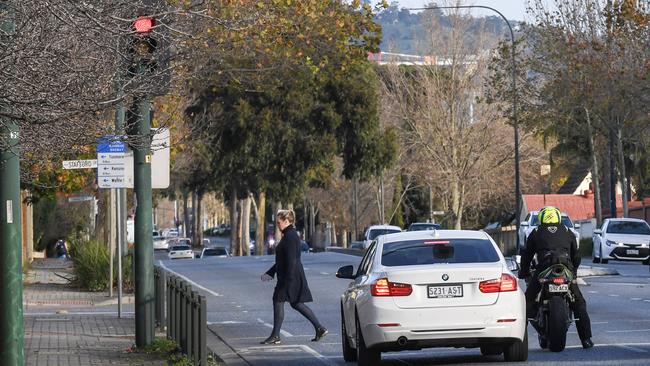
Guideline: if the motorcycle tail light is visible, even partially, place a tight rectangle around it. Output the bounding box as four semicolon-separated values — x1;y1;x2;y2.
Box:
552;277;565;285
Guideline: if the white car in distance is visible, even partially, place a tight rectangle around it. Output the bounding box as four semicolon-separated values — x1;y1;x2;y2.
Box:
519;211;581;248
337;230;527;366
592;218;650;264
168;244;194;260
362;225;402;249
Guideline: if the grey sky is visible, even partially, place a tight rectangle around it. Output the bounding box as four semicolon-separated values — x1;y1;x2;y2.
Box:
384;1;537;21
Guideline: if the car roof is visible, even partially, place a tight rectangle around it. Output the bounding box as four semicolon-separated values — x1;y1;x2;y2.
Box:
378;229;489;244
605;218;647;223
368;224;402;231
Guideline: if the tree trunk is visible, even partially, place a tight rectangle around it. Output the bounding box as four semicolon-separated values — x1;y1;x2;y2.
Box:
451;178;461;229
183;191;190;237
608;129;618;217
379;172;385;224
331;221;337;246
585;108;603;226
242;196;251;256
309;202;316;243
352;177;359;241
229;188;239;256
196;191;204;247
303;199;309;242
255;191;266;256
616;127;629;217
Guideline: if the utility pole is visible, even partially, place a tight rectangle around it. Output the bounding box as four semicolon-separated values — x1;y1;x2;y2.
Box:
128;15;157;347
0;3;23;364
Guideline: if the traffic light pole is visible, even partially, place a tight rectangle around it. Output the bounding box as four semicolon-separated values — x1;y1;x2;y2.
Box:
0;4;24;364
131;92;155;347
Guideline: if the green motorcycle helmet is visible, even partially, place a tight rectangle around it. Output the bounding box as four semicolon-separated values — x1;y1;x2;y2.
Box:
538;206;561;225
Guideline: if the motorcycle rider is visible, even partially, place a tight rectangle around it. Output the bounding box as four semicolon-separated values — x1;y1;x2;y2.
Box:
518;206;594;349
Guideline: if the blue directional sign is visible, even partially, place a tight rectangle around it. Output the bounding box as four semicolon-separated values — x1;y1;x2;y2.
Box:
97;136;127;153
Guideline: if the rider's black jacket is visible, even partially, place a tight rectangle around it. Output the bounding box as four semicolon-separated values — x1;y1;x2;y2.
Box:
520;223;580;277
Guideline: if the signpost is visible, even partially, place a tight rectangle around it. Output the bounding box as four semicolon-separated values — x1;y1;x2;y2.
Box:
62;159;98;170
97;137;133;189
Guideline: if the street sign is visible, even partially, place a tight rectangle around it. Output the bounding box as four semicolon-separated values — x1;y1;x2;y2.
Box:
68;195;94;203
97;137;132;189
151;128;170;189
62;159;97;170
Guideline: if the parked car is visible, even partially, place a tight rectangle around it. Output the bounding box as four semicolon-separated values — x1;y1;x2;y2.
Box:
197;247;230;259
336;230;527;365
166;237;191;252
153;230;161;239
362;225;402;249
168;244;194;260
592;218;650;264
153;236;168;250
407;222;441;231
519;211;580;248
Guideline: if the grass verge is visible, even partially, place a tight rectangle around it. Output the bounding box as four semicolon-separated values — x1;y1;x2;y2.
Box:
136;337;222;366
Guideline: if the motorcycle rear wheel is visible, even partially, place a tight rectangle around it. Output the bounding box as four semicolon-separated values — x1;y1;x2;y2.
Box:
547;296;569;352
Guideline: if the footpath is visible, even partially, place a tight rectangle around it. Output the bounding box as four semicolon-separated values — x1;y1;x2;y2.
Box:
23;259;164;366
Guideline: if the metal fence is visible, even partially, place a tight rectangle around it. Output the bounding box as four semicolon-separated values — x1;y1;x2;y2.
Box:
154;266;207;366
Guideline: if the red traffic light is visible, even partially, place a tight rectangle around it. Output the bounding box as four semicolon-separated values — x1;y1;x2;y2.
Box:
134;16;155;33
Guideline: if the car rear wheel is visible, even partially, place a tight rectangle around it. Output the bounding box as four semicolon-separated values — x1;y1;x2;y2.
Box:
503;327;528;362
480;345;503;356
356;315;380;366
341;306;356;362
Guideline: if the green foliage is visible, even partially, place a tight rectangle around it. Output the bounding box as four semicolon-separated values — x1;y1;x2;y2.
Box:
68;239;110;292
139;338;179;355
68;239;133;292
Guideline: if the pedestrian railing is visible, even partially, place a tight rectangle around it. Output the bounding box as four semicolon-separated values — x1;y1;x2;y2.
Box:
154;265;207;366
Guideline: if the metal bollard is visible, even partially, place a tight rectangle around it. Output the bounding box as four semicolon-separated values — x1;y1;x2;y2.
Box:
167;275;174;340
191;290;200;363
199;295;207;366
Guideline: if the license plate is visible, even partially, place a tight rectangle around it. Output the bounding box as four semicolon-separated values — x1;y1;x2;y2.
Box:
428;285;463;298
548;284;569;293
626;249;639;255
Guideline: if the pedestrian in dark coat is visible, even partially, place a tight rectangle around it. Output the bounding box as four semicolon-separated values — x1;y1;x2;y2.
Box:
260;209;327;345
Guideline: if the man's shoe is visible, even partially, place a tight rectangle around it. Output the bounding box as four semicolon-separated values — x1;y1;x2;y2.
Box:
312;327;328;342
260;335;281;345
581;338;594;349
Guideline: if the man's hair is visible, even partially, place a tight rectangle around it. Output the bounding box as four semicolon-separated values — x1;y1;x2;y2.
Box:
276;209;295;224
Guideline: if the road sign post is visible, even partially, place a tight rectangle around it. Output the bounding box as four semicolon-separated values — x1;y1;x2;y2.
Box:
0;3;24;364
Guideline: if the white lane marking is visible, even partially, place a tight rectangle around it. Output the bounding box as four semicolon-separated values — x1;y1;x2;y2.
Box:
242;345;334;366
631;298;643;301
158;261;223;298
617;345;649;353
591;321;609;325
564;341;650;349
589;282;648;286
256;318;292;337
609;294;620;297
605;329;650;333
588;291;598;293
208;321;245;325
320;272;330;275
644;300;650;303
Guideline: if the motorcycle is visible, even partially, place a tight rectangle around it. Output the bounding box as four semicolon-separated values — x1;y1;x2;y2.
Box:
529;263;575;352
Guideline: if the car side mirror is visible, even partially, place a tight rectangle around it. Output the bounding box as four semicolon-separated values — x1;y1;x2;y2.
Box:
574;223;581;229
336;265;355;279
594;229;602;235
506;256;520;272
520;222;529;227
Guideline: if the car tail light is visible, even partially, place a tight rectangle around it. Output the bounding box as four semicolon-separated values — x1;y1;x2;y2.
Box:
479;274;518;293
371;278;412;296
552;277;566;285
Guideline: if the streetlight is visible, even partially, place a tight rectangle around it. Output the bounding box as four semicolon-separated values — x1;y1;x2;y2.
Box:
408;5;522;252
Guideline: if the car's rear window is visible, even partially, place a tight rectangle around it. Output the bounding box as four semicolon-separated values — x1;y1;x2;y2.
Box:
173;245;191;251
606;221;650;235
408;224;441;231
381;239;499;266
205;248;227;256
369;229;401;240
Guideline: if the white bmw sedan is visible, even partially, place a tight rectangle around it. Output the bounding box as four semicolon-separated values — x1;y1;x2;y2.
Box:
337;230;527;366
